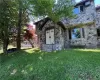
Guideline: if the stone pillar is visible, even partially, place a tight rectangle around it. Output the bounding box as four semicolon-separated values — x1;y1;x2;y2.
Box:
64;29;70;48
85;25;97;48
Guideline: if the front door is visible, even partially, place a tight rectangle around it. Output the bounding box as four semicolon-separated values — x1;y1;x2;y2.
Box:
46;29;54;44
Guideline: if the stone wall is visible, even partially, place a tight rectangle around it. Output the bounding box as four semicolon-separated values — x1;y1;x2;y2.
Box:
64;24;97;48
96;8;100;47
96;9;100;29
38;20;64;52
84;25;97;48
70;38;86;46
35;0;100;51
63;0;98;48
63;1;96;27
97;37;100;48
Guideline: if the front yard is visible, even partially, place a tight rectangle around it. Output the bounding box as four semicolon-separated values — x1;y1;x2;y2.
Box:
0;49;100;80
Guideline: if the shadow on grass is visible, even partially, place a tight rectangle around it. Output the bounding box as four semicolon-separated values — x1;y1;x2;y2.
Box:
0;49;41;64
0;48;100;64
0;48;100;80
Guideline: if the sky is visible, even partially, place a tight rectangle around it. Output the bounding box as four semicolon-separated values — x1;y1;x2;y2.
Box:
76;0;100;6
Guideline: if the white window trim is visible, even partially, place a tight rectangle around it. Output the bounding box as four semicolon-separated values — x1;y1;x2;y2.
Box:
78;5;85;14
71;28;84;40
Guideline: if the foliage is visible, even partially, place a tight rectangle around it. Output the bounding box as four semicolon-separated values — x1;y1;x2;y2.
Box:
0;0;30;52
0;49;100;80
24;24;36;48
0;0;18;39
0;0;74;52
30;0;74;22
0;0;18;53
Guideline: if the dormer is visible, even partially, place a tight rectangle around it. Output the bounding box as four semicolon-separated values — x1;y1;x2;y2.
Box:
73;0;95;14
96;6;100;13
73;5;85;14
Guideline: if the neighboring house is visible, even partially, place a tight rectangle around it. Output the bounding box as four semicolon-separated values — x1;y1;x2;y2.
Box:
35;0;100;52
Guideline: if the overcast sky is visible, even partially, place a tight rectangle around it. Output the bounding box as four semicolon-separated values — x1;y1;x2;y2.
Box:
76;0;100;6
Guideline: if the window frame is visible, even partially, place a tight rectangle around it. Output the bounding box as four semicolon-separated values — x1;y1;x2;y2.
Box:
69;28;85;40
79;5;84;12
73;5;85;14
71;28;81;39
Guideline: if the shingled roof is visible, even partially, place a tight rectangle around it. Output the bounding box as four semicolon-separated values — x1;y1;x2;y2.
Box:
34;17;66;30
96;5;100;10
75;0;94;7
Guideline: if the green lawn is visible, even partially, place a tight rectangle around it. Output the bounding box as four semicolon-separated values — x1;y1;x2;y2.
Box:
0;49;100;80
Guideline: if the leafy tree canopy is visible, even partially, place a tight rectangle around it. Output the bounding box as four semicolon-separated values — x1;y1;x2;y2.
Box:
29;0;74;22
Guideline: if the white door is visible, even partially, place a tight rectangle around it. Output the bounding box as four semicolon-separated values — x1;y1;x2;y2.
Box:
46;29;54;44
46;30;50;44
50;29;54;44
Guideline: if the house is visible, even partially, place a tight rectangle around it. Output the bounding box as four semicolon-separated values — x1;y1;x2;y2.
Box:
35;0;100;52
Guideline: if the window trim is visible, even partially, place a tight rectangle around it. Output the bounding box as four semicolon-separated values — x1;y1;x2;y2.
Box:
74;5;85;14
79;5;84;12
71;28;81;39
69;28;85;40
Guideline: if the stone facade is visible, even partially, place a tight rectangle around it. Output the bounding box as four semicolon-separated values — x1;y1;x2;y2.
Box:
35;0;100;52
36;20;65;52
96;6;100;47
64;0;98;49
68;1;95;26
64;25;97;49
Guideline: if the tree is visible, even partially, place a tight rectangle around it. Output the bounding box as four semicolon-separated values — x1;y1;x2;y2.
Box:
16;0;30;50
24;24;36;48
0;0;18;53
16;0;22;50
30;0;74;22
0;0;74;53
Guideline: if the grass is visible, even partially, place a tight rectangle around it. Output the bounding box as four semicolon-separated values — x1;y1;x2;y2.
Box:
0;49;100;80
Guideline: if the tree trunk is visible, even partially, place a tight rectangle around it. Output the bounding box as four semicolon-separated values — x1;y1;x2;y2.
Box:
2;30;9;54
28;39;34;48
17;6;22;50
3;38;9;54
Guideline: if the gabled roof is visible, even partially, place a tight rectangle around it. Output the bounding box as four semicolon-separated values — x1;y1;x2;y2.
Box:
96;6;100;10
34;17;51;30
75;0;94;7
34;17;66;30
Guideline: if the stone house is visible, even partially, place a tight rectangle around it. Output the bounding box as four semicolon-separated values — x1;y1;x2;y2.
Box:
35;0;100;52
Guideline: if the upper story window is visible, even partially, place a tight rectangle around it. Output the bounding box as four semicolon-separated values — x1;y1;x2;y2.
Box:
80;5;84;12
73;5;84;14
73;7;80;14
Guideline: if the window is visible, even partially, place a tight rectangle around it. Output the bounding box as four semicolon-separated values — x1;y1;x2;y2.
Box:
73;7;80;14
46;29;54;44
72;28;81;39
73;6;84;14
97;29;100;37
69;29;71;39
69;28;85;39
80;6;84;12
